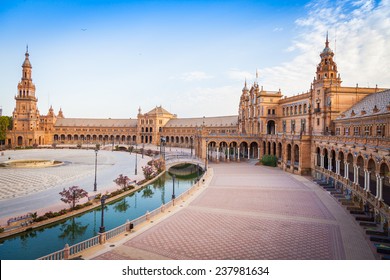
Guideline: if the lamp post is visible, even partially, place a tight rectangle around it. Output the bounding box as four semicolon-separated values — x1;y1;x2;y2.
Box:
205;139;209;171
172;175;176;204
99;195;107;233
190;136;193;157
160;136;166;160
135;143;138;175
93;148;98;192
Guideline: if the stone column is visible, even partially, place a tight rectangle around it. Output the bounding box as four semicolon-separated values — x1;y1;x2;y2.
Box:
363;169;368;190
328;157;333;172
375;174;380;199
258;147;260;160
216;146;220;163
247;147;250;159
237;147;240;161
378;176;384;200
320;155;324;168
336;160;340;175
366;170;370;193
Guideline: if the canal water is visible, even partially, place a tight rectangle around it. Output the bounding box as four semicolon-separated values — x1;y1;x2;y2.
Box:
0;171;200;260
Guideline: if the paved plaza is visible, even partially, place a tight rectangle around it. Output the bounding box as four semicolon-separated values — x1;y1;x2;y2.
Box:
87;162;375;260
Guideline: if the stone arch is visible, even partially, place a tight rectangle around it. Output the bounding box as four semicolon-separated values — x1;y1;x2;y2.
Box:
367;158;377;196
267;120;276;135
17;136;23;146
316;147;321;167
330;149;336;173
380;162;390;206
293;144;299;166
239;141;249;159
338;151;345;177
287;143;292;164
347;153;354;181
272;141;276;156
277;142;282;161
229;141;238;160
323;148;329;170
356;155;365;189
54;135;59;142
250;141;259;159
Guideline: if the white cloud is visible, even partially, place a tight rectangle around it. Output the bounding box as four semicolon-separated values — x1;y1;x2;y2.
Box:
259;0;390;96
273;27;284;32
227;68;255;81
180;71;213;81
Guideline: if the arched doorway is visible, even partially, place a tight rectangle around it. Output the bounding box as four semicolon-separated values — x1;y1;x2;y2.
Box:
229;142;238;160
240;141;249;159
287;144;292;167
293;144;299;167
267;120;276;134
250;142;259;159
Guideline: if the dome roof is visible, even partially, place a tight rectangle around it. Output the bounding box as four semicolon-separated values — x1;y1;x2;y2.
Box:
22;52;32;68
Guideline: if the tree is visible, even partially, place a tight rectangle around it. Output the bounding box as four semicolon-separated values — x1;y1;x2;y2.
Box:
0;116;12;146
114;174;131;190
59;186;88;210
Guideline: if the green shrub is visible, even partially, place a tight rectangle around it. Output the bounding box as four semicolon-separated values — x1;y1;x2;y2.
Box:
260;155;277;167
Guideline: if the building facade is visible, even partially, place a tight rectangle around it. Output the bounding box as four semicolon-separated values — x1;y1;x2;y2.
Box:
6;38;390;227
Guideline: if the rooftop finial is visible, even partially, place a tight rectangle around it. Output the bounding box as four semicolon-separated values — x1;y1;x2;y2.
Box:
325;31;329;47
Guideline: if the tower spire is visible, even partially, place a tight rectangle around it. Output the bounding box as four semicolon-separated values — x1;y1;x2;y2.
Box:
325;31;329;48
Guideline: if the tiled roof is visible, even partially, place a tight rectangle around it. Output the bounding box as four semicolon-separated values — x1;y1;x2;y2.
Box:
55;118;137;127
337;90;390;120
146;106;173;116
165;116;238;127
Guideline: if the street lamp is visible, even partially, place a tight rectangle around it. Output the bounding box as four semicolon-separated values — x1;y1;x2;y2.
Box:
205;139;209;171
135;143;138;175
93;148;98;192
172;175;176;203
99;195;108;233
160;136;166;160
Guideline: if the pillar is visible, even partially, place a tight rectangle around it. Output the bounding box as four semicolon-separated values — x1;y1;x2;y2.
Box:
336;160;340;175
216;146;220;163
237;147;240;161
258;147;260;160
247;147;250;159
328;157;332;171
378;176;384;200
320;155;324;168
227;147;230;161
365;170;370;192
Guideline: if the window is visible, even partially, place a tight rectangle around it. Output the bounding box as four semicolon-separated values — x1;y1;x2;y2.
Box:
336;127;340;135
301;119;306;133
345;127;349;136
282;120;286;133
291;120;295;133
317;118;320;126
354;127;360;136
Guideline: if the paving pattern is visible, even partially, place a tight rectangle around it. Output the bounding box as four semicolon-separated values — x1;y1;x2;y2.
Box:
92;162;375;260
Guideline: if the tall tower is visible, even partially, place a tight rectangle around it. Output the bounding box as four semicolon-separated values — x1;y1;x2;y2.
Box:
11;48;42;146
311;34;342;135
313;33;341;88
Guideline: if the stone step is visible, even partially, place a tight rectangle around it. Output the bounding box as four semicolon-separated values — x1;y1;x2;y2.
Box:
360;221;378;227
350;210;365;215
370;236;390;244
356;216;375;222
366;230;388;236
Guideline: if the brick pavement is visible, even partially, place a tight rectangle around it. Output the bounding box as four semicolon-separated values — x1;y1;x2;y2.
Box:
90;162;375;260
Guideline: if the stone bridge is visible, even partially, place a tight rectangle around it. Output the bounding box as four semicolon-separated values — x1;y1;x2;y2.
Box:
164;154;205;170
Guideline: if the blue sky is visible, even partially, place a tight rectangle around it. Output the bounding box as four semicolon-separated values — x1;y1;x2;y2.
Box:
1;0;389;118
